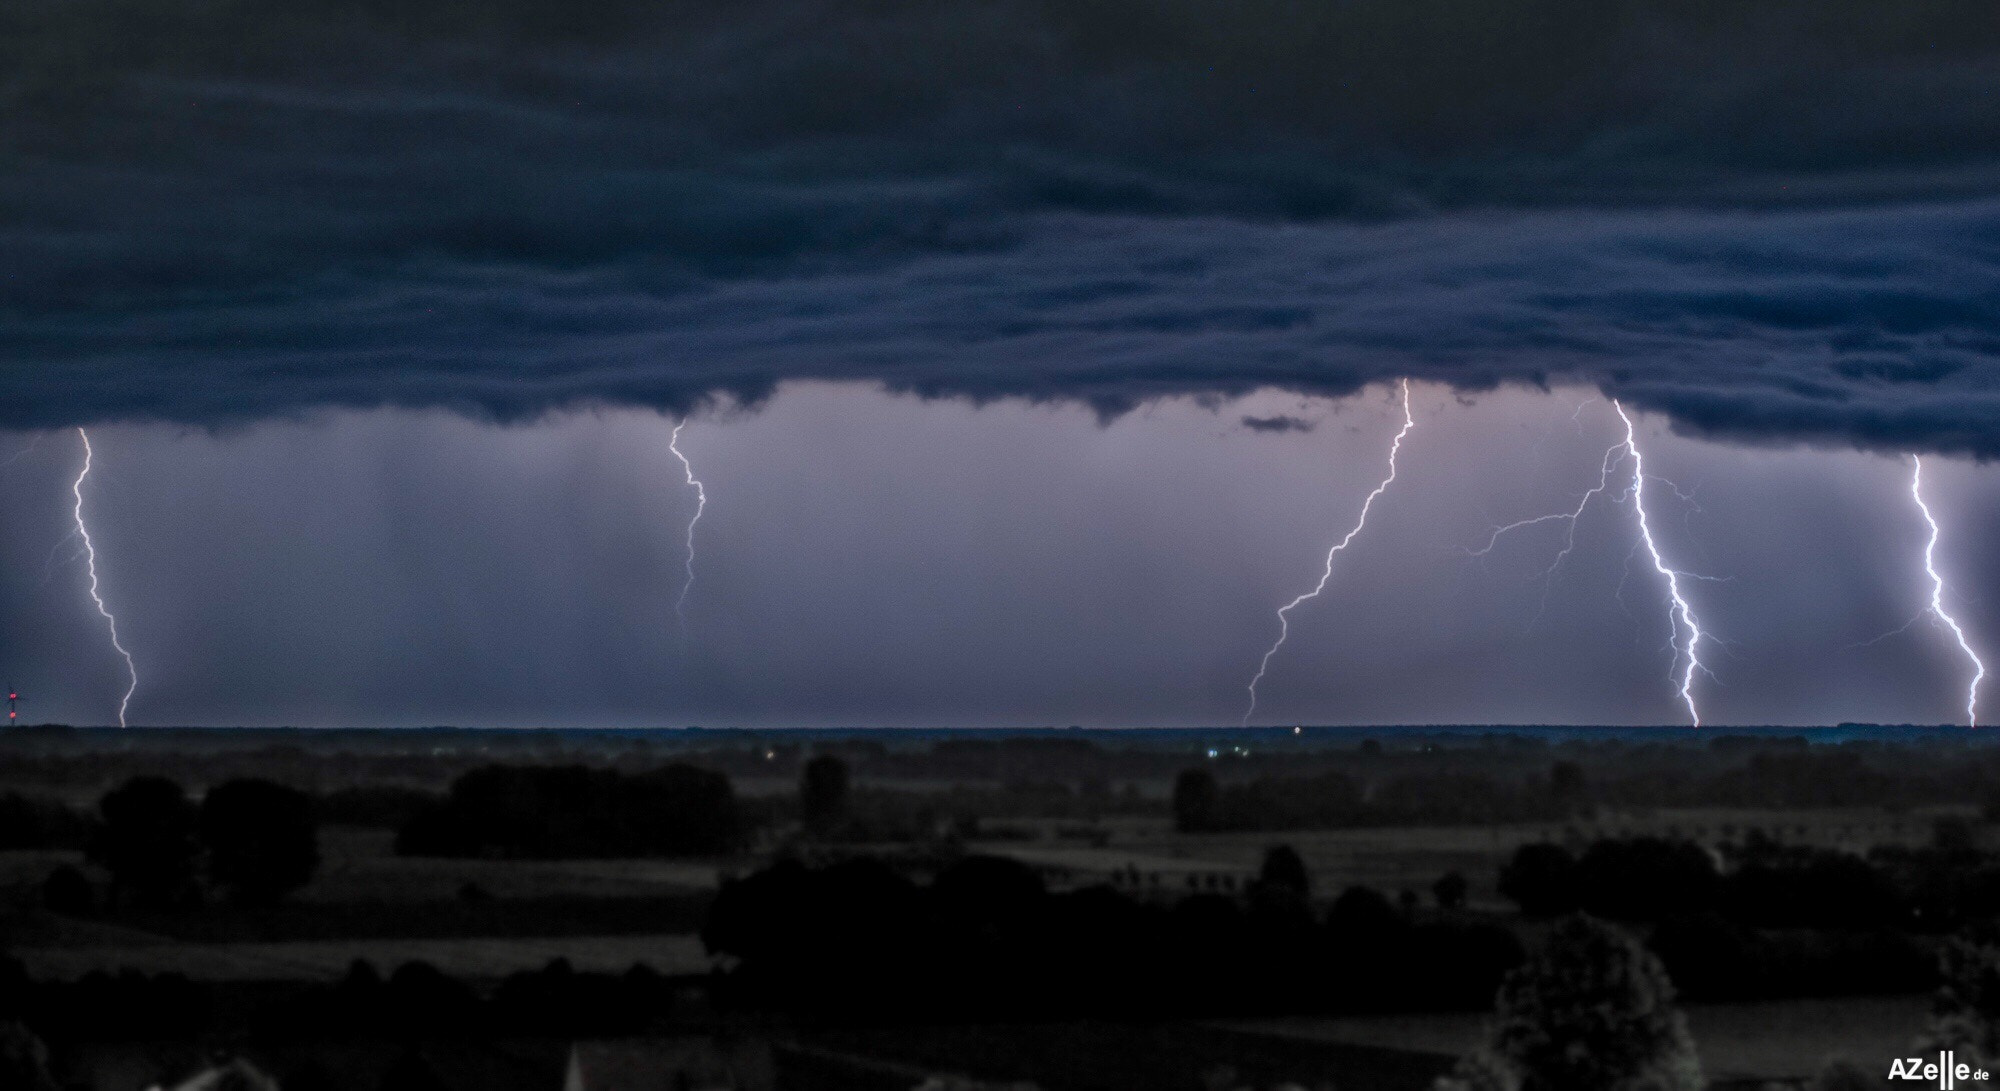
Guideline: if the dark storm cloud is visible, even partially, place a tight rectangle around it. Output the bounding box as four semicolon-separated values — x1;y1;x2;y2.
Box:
1241;416;1315;435
7;0;2000;452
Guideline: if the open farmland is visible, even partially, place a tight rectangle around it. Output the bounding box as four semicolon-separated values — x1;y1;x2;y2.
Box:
1005;806;1969;906
1215;993;1931;1084
301;827;730;902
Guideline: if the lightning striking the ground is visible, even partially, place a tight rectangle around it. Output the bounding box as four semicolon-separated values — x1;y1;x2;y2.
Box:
72;429;138;728
1614;401;1708;727
1908;455;1986;727
669;420;707;636
1242;380;1416;726
1473;402;1719;718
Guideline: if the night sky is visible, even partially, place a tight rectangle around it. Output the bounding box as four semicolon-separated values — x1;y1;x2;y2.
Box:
6;1;2000;727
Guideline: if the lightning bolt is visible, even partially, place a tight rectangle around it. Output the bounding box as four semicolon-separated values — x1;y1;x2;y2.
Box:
1614;401;1707;727
72;429;138;728
1465;437;1626;630
1242;379;1415;726
2;433;45;469
1909;454;1985;727
1469;437;1627;576
669;420;707;635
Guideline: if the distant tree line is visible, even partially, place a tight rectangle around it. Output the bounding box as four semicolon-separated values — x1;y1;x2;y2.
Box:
395;763;740;858
1172;767;1572;832
1493;835;1959;1001
1498;834;2000;933
702;852;1524;1020
1165;745;2000;833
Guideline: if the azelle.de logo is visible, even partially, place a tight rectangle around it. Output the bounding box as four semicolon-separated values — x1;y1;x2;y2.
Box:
1891;1052;1990;1087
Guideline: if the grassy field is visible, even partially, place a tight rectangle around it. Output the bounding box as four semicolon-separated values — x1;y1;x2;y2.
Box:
1215;993;1931;1082
803;1021;1453;1091
987;820;1525;904
992;807;1957;906
305;826;732;901
0;829;727;981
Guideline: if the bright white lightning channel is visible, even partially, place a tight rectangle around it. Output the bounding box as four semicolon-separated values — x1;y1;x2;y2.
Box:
669;420;707;635
72;428;138;728
1242;379;1415;726
1908;454;1985;727
1614;401;1708;727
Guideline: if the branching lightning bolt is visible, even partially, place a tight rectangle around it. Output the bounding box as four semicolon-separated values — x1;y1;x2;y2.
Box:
1909;454;1985;727
669;420;707;636
1614;402;1707;727
1465;437;1626;630
72;429;138;728
2;433;45;469
1242;379;1415;726
1469;438;1626;575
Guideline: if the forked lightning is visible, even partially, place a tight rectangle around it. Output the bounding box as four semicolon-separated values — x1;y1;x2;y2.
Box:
1615;401;1708;727
73;428;139;727
669;420;707;636
1471;402;1713;724
1242;380;1416;726
1468;435;1628;626
1909;455;1985;727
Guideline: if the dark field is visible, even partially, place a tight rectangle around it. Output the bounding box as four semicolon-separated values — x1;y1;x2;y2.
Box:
3;724;1991;1089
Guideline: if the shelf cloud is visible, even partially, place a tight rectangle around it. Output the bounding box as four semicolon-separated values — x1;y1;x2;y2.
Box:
8;0;2000;453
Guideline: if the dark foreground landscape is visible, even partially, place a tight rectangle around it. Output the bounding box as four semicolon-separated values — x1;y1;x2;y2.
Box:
2;724;1994;1090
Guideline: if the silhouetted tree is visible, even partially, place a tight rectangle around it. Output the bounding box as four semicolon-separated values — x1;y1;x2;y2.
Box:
801;754;851;835
1328;885;1404;935
1174;768;1220;832
1935;815;1979;854
1258;845;1310;900
0;1022;58;1091
1457;915;1701;1091
379;1049;449;1091
934;854;1046;928
1434;871;1469;911
41;865;93;916
1573;838;1717;920
1498;844;1577;918
88;776;198;908
1921;932;2000;1070
397;763;738;858
1720;848;1902;929
201;778;320;905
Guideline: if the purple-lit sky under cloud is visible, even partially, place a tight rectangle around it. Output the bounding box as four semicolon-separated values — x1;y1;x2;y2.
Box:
5;384;1996;728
